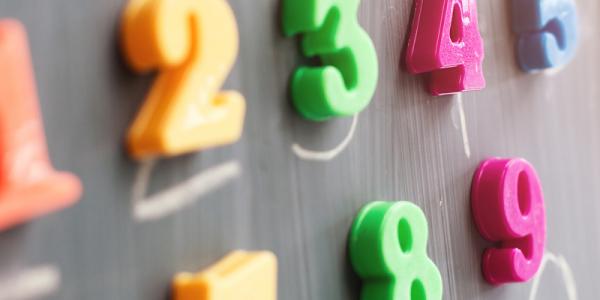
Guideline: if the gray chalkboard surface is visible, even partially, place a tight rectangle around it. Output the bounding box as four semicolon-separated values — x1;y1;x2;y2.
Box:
0;0;595;299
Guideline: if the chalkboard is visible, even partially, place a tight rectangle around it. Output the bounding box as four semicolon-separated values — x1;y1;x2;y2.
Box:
0;0;594;299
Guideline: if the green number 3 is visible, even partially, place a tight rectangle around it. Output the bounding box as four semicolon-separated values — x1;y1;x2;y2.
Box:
349;201;443;300
282;0;379;121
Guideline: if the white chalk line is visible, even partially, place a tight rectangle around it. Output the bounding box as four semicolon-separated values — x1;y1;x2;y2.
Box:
0;265;61;300
292;114;358;161
528;251;577;300
132;159;241;222
542;65;567;76
456;94;471;158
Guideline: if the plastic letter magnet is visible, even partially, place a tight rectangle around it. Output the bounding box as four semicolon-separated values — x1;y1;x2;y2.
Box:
349;201;442;300
173;251;277;300
471;158;546;284
512;0;579;71
406;0;486;95
0;20;82;230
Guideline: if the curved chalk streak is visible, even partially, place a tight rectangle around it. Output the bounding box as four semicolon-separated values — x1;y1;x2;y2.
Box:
292;114;358;161
529;251;577;300
0;265;61;300
132;160;241;222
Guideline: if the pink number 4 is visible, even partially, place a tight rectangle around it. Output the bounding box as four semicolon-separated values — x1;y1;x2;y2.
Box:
471;158;546;284
406;0;485;95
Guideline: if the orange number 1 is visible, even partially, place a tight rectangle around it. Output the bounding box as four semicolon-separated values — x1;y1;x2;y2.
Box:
121;0;246;159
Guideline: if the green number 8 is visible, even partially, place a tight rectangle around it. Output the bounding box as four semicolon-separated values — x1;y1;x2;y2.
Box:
349;201;443;300
282;0;379;121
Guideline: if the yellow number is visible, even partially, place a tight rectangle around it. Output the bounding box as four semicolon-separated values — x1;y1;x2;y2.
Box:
121;0;245;159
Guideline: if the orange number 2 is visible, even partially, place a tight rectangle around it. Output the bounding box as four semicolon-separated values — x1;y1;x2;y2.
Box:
121;0;246;160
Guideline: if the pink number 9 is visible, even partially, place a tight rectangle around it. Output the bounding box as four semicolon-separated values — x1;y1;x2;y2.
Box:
471;158;546;284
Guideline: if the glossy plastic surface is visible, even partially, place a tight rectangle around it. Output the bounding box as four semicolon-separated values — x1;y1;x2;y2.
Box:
121;0;246;159
0;20;82;230
282;0;379;121
173;251;277;300
349;201;442;300
406;0;485;95
471;158;546;284
512;0;579;72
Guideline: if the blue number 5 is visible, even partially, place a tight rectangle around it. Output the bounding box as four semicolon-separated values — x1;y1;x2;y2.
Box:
512;0;579;72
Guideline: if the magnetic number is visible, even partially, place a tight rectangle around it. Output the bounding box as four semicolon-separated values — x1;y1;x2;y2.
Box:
174;251;277;300
282;0;378;121
471;158;546;284
0;20;82;230
121;0;245;159
349;201;443;300
406;0;485;95
512;0;579;72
